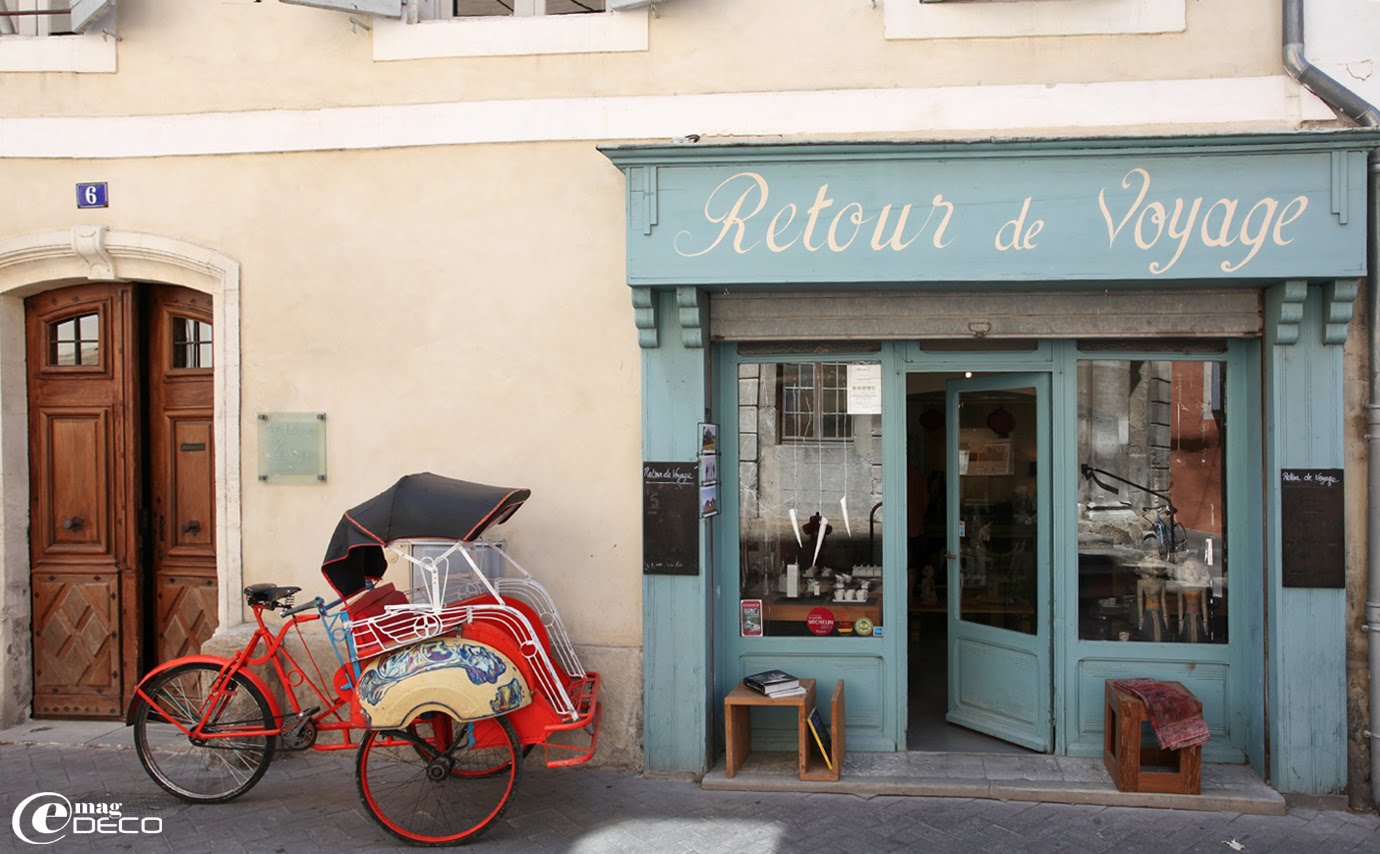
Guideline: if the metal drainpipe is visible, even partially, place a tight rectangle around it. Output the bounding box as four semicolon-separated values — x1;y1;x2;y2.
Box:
1282;0;1380;807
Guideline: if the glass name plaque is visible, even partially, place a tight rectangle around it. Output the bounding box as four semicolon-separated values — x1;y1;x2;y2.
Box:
258;412;327;484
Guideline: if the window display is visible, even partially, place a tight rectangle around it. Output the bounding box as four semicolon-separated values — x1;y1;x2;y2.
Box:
738;361;884;637
1077;360;1227;643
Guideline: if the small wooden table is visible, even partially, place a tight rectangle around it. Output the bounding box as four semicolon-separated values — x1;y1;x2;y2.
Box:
1103;679;1203;795
724;678;845;781
725;678;814;779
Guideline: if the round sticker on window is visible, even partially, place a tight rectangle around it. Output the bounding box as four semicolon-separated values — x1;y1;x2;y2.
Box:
806;607;835;636
855;617;874;637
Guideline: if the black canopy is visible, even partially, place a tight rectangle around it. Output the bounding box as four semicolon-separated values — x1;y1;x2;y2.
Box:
321;473;529;598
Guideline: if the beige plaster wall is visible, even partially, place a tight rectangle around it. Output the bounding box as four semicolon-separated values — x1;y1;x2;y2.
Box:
0;0;1281;117
0;141;643;650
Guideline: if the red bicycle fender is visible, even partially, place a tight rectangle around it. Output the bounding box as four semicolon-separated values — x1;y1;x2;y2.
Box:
125;655;283;726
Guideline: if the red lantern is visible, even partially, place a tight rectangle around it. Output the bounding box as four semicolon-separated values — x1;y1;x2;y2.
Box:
918;408;944;431
987;405;1016;437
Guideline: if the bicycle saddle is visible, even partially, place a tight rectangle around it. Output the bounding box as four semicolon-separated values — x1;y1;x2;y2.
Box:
243;583;302;608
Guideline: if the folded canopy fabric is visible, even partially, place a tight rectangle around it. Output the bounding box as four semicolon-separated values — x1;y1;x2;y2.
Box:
321;472;529;598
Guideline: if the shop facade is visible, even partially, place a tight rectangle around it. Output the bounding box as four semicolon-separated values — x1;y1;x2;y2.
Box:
607;133;1379;792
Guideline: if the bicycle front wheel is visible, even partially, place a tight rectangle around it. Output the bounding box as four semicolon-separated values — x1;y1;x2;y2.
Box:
132;662;277;803
357;714;522;846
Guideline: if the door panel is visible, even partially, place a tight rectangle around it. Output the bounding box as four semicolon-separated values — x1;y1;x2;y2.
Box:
26;284;138;718
946;373;1051;751
148;287;217;665
42;412;108;551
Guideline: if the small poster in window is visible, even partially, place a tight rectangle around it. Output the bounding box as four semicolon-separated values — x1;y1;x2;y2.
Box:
847;363;882;415
740;599;763;637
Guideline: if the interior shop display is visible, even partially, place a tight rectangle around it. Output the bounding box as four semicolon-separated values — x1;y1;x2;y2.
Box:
1076;360;1228;644
738;361;885;636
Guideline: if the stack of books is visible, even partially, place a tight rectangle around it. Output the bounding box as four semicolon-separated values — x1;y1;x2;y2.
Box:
743;669;805;698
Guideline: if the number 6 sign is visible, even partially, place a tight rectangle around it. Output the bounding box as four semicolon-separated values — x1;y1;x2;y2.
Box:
76;182;108;209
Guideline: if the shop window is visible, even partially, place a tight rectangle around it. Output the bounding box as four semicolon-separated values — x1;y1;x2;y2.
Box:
1076;359;1227;644
171;317;213;370
48;312;100;367
739;361;884;638
778;362;852;443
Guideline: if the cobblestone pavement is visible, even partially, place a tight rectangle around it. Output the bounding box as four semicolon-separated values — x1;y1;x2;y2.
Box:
2;743;1378;853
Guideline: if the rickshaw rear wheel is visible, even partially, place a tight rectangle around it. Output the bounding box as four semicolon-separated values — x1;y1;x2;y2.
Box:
357;713;523;846
131;662;277;803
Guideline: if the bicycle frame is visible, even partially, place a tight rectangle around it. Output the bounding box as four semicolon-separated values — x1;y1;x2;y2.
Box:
133;602;361;750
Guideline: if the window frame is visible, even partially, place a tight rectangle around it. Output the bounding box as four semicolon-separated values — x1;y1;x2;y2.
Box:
884;0;1185;41
777;361;855;444
0;0;115;73
374;0;649;61
1072;349;1233;649
169;315;213;372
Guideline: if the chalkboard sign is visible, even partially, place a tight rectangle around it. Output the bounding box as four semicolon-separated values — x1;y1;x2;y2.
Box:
643;462;699;576
1281;468;1344;589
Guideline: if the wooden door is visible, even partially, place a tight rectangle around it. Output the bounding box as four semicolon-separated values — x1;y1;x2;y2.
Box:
147;287;217;664
26;284;140;718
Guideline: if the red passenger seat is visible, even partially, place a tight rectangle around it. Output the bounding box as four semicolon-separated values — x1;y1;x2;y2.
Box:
347;582;408;621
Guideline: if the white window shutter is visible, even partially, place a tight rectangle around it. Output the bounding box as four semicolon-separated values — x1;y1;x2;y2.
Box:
70;0;114;33
607;0;667;10
279;0;404;18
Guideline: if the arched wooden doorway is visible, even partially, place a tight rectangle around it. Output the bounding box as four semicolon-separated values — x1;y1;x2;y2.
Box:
26;282;216;718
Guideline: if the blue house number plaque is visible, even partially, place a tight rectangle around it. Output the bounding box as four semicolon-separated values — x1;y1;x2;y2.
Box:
76;182;108;209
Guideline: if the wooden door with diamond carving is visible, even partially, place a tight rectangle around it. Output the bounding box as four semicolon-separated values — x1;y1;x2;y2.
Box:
26;283;140;718
147;286;218;665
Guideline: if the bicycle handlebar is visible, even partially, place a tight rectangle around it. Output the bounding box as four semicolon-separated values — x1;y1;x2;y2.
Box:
281;596;323;617
279;595;344;619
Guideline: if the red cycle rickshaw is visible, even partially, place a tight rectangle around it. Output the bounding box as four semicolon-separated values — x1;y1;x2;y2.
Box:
126;473;602;846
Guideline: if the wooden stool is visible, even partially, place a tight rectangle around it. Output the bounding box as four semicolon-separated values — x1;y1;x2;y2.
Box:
1103;679;1203;795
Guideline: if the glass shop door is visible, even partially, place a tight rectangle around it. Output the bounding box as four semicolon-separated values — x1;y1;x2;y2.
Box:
945;374;1052;751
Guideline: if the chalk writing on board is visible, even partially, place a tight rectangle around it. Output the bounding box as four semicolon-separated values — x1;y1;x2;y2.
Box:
643;461;699;576
1281;468;1344;589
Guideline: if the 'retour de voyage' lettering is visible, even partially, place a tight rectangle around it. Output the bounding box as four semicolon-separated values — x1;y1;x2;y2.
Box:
672;169;1310;275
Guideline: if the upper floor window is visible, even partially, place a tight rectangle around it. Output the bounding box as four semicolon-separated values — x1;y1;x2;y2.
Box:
885;0;1185;41
370;0;653;61
422;0;605;19
0;0;116;73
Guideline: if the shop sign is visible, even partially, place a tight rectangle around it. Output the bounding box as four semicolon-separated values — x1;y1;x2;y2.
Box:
608;140;1376;285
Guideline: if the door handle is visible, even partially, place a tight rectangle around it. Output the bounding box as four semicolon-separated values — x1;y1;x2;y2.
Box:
181;520;201;535
945;551;956;561
62;516;84;531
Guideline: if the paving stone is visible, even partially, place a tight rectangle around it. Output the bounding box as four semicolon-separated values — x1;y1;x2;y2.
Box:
2;741;1377;852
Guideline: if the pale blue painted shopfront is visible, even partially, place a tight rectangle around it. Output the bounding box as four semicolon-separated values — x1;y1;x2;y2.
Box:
602;132;1380;794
